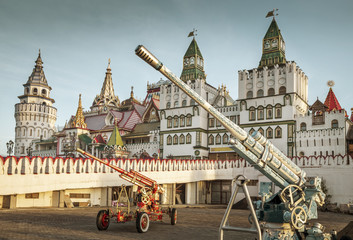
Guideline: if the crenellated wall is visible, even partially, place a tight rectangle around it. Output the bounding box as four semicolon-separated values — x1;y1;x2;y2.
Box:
1;155;353;204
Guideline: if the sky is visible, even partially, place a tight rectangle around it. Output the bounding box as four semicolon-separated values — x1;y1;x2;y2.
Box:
0;0;353;155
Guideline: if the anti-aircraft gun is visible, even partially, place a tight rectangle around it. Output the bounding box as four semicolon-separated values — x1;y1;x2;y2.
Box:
135;45;338;240
76;148;177;233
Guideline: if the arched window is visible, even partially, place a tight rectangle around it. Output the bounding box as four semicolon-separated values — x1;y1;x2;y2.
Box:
275;104;282;118
179;134;185;144
300;122;306;131
180;115;185;127
167;117;172;128
173;135;178;145
208;135;214;145
167;135;172;145
174;116;179;128
331;119;338;129
299;152;305;157
26;88;30;94
249;128;255;135
257;106;264;120
166;102;171;109
266;105;273;119
258;127;264;135
186;134;192;144
208;118;215;128
246;91;253;98
174;101;179;107
279;86;286;94
222;134;229;144
33;88;38;95
186;114;192;126
257;89;264;97
275;126;282;138
268;88;275;96
249;107;255;121
190;99;196;105
215;134;221;145
182;100;187;107
41;89;47;96
266;127;273;139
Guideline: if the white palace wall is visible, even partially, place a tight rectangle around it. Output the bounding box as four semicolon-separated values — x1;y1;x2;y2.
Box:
0;155;352;208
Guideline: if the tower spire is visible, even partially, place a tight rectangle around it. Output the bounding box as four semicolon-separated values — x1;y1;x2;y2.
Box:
91;58;120;111
259;16;286;67
324;87;342;112
72;94;87;128
180;37;206;82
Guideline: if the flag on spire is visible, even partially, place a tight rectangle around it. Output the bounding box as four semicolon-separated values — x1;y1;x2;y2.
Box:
266;9;278;18
188;28;197;37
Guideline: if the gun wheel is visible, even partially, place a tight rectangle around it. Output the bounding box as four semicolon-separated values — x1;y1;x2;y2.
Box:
171;208;177;225
280;184;305;210
96;210;110;231
291;206;307;230
136;212;149;233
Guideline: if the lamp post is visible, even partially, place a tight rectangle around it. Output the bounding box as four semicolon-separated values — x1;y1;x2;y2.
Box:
6;140;14;156
26;144;33;156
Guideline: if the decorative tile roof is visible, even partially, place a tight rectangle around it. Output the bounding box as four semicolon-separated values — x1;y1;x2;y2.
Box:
324;88;342;112
71;94;87;128
91;59;120;110
25;49;49;87
124;122;159;138
184;38;203;58
107;125;124;147
93;134;106;144
85;115;107;130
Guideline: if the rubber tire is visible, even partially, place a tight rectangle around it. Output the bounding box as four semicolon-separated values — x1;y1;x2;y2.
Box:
136;212;149;233
96;210;110;231
171;208;177;225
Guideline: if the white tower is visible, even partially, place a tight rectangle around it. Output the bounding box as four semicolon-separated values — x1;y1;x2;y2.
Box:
14;50;57;156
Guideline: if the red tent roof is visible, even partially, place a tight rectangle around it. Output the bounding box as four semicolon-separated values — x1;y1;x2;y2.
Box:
324;88;342;112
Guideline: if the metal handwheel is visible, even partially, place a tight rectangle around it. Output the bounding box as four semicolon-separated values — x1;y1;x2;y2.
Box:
140;187;152;204
291;206;307;230
280;184;305;210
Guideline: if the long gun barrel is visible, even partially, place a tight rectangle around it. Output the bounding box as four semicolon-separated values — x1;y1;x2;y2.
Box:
135;45;306;189
76;148;158;191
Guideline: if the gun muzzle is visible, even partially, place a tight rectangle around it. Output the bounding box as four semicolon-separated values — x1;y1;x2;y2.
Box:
135;45;163;70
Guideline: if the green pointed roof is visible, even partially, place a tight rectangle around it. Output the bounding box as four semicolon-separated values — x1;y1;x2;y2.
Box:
259;18;286;67
107;125;124;146
184;38;203;58
264;18;283;39
180;38;206;82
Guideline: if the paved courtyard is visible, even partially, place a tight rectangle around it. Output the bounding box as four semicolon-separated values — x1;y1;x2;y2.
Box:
0;206;352;240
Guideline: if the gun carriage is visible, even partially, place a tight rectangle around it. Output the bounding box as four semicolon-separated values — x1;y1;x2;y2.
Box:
135;45;341;240
76;148;177;233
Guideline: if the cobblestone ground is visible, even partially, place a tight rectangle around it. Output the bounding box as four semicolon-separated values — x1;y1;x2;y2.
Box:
0;207;352;240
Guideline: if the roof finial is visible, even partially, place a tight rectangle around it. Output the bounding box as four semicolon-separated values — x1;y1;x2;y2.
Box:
39;49;41;56
327;80;335;88
266;9;279;19
131;86;134;98
188;28;198;38
72;94;87;128
107;58;111;70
